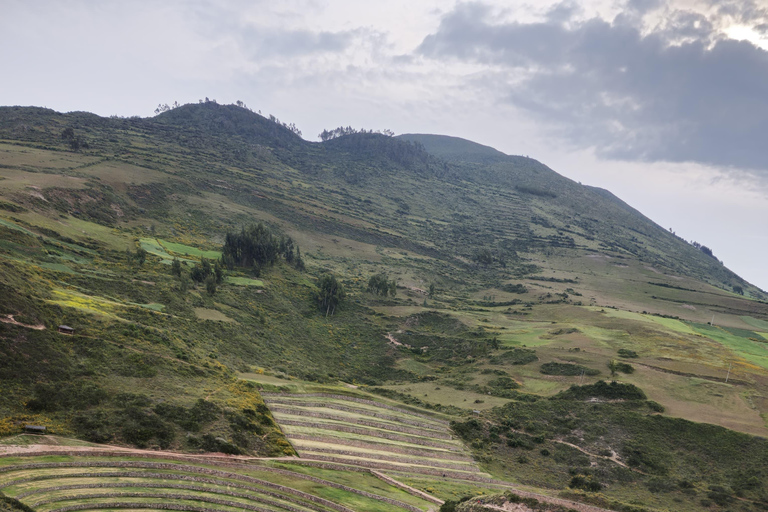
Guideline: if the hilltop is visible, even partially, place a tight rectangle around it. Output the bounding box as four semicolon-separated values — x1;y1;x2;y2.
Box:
1;101;767;511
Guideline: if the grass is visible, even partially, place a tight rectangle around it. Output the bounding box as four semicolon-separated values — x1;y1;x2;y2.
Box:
379;382;511;411
158;239;222;260
193;308;235;323
225;276;264;287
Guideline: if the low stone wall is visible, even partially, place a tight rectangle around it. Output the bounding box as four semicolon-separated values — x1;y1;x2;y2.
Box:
9;472;341;512
0;459;419;512
269;407;452;439
296;454;480;479
264;401;446;431
33;492;287;512
261;393;449;425
24;484;317;512
288;434;474;462
278;419;460;450
49;503;236;512
298;447;477;471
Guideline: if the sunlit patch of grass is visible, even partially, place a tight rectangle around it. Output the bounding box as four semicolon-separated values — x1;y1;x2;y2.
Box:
193;307;235;323
225;276;264;287
159;239;221;260
48;288;121;318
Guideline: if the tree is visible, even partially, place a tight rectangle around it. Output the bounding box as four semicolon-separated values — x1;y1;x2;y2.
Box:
135;246;147;267
733;285;744;295
608;359;619;381
367;274;389;296
428;283;436;298
171;258;182;277
205;275;217;296
213;259;224;284
317;274;345;317
222;223;302;270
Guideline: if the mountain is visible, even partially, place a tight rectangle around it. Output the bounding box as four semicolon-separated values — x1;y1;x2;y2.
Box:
0;102;767;512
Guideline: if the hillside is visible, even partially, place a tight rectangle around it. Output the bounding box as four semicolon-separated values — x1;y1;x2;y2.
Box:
1;101;768;511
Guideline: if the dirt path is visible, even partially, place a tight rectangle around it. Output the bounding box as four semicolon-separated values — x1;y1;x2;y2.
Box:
386;333;411;348
0;314;45;330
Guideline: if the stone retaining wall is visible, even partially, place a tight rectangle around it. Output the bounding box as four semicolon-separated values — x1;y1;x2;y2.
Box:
264;401;446;431
0;459;419;512
288;434;474;462
297;447;477;471
296;454;480;478
24;484;317;512
269;408;452;439
49;503;237;512
7;472;343;512
32;492;287;512
261;393;449;424
279;419;460;450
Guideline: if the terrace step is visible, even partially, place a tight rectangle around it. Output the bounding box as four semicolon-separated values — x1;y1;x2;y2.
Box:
294;446;477;471
269;409;453;439
278;419;462;450
287;434;474;461
264;402;446;431
261;393;449;425
298;451;479;473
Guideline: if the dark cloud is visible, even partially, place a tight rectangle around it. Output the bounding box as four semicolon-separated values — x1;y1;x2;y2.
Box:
417;2;768;171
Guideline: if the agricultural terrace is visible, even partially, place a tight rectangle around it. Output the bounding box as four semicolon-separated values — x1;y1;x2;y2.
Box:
0;453;434;512
261;392;493;483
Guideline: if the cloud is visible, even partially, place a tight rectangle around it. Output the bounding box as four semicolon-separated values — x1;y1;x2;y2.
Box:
236;27;356;58
417;1;768;172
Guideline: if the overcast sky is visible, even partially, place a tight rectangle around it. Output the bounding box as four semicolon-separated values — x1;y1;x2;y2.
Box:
2;0;768;290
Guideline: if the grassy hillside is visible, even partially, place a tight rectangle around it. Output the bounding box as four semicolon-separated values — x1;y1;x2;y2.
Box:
1;101;768;511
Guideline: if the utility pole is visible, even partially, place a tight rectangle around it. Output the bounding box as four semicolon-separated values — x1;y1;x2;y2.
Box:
725;362;732;384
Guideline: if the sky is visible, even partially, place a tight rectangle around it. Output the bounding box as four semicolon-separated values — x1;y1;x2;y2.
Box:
2;0;768;290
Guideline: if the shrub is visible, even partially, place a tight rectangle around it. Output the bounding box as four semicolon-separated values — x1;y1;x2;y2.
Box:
555;381;647;401
491;348;538;365
618;349;639;358
569;475;603;492
540;362;599;376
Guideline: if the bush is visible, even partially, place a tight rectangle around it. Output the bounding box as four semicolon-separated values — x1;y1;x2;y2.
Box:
452;419;484;440
555;381;647;401
569;475;603;492
490;348;538;365
540;362;599;376
618;349;638;358
647;400;665;412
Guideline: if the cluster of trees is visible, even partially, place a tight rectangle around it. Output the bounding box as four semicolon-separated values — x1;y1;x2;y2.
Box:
318;126;394;141
367;273;396;297
126;245;148;267
191;258;224;295
691;241;717;260
317;274;345;317
170;257;224;295
61;127;89;151
267;114;302;137
222;223;304;274
154;101;181;114
473;248;507;268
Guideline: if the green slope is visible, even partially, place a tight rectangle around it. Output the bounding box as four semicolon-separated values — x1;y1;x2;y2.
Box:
1;102;768;511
